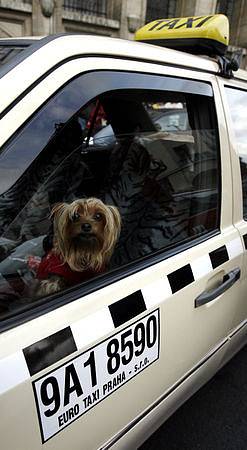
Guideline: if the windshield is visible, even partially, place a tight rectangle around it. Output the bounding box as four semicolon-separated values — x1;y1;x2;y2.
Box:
0;45;27;67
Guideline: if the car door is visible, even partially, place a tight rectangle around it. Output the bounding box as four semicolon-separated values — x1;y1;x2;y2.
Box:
216;78;247;356
0;56;243;450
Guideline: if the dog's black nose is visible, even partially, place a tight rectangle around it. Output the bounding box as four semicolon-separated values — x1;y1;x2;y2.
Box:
81;222;92;233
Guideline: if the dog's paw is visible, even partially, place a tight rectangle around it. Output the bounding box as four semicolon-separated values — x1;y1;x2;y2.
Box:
35;276;67;297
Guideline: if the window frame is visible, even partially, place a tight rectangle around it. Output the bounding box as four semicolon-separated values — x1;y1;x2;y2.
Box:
224;80;247;223
0;69;222;332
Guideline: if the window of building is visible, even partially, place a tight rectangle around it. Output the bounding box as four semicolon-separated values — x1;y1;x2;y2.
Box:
63;0;107;17
146;0;177;23
0;71;220;317
216;0;234;23
225;86;247;219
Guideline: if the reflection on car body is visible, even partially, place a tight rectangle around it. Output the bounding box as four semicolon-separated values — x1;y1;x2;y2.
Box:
0;13;247;450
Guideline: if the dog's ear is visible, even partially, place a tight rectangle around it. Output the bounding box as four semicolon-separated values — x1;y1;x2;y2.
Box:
107;205;121;236
50;202;67;220
102;205;121;261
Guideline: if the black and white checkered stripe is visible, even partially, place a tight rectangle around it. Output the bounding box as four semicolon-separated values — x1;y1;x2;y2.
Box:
0;237;243;394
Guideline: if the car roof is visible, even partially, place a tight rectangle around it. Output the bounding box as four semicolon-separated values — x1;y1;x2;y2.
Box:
1;33;246;78
0;33;220;75
0;34;246;113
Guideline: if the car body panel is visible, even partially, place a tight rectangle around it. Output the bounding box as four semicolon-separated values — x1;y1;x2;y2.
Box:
0;34;246;450
0;232;244;449
0;33;246;113
217;77;247;329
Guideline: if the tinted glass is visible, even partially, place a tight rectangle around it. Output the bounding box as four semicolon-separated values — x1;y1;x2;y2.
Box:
0;45;26;67
0;71;220;318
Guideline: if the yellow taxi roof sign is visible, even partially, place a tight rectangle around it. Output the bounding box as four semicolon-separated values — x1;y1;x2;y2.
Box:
135;14;229;56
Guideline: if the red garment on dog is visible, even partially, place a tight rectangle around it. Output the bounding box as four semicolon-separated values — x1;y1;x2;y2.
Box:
37;252;102;285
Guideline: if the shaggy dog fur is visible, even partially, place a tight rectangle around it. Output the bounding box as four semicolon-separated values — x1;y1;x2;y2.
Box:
36;198;121;296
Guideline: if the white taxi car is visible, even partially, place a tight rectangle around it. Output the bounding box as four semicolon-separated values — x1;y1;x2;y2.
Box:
0;14;247;450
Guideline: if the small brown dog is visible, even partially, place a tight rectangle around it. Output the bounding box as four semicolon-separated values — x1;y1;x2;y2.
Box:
36;198;121;296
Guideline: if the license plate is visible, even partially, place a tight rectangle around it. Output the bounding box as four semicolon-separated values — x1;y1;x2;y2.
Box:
33;309;160;442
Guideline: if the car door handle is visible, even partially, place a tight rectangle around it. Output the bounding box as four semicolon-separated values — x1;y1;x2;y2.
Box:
195;267;241;308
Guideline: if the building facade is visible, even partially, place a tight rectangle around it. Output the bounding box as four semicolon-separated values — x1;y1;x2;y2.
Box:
0;0;246;67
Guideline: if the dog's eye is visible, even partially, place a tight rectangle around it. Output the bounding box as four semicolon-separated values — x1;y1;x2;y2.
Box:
94;212;103;221
72;212;80;222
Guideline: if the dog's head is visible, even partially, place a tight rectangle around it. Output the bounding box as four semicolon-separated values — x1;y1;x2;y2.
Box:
51;198;121;271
